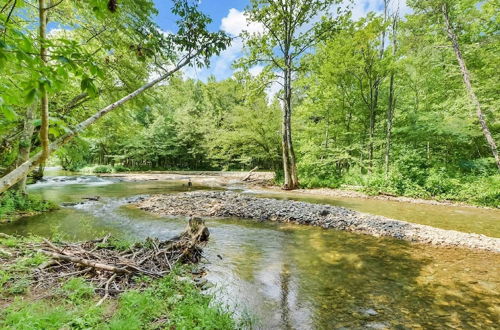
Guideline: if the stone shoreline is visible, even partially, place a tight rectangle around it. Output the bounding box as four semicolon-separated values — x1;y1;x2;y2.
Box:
101;171;496;209
136;191;500;253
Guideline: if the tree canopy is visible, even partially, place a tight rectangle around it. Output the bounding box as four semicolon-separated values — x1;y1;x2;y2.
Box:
0;0;498;206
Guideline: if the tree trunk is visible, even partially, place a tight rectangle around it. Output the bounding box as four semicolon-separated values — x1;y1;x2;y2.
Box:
385;73;395;176
385;15;398;176
442;3;500;171
0;50;202;194
281;64;299;190
39;0;50;162
368;88;377;167
14;105;36;194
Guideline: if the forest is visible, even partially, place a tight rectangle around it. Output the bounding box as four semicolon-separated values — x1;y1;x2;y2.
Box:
1;0;499;210
0;0;499;329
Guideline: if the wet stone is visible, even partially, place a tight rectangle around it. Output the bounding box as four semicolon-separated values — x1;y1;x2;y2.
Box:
136;191;500;252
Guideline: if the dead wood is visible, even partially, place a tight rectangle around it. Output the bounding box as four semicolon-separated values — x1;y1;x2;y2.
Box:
39;250;131;274
243;167;259;181
2;217;209;298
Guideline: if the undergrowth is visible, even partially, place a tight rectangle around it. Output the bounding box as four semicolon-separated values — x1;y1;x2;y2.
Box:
0;235;246;329
295;161;499;208
0;191;56;222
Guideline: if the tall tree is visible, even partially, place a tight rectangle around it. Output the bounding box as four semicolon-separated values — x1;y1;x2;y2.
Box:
0;0;230;193
38;0;49;163
385;9;399;175
411;0;499;170
241;0;343;190
13;105;35;193
440;2;499;170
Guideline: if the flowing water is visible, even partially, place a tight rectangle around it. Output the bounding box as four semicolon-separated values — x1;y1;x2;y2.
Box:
1;170;499;329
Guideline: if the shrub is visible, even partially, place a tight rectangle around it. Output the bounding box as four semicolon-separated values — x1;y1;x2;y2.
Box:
457;175;500;208
0;191;56;220
298;156;342;189
424;168;460;196
92;165;113;173
113;164;130;172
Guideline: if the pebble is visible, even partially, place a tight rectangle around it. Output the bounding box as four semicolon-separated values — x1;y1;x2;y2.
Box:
136;191;500;253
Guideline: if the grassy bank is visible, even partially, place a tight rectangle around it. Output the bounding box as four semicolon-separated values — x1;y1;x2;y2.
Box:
0;192;57;223
295;169;500;208
0;235;243;329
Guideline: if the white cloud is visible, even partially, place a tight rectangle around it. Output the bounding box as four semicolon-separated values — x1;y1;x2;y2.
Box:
213;38;243;78
220;8;264;37
249;65;264;77
266;80;281;102
47;28;67;38
181;39;242;81
351;0;411;20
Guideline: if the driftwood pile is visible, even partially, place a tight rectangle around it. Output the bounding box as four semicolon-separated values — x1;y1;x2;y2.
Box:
23;218;209;304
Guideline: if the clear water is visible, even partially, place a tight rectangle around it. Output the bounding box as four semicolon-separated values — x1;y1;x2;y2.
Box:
241;189;500;238
1;172;499;329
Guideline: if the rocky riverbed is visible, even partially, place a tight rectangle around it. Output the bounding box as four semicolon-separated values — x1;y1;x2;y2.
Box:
136;191;500;253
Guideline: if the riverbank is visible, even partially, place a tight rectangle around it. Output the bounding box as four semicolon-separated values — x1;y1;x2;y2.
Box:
0;191;57;224
101;171;497;209
101;170;274;187
0;233;241;329
136;191;500;253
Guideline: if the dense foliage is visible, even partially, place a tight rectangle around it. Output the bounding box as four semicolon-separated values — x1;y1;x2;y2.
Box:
57;74;282;171
0;0;498;206
0;191;56;221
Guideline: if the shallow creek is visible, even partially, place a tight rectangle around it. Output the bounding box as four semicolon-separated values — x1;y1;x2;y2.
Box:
1;171;499;329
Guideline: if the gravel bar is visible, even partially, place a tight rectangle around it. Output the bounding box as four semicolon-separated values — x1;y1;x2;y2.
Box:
136;191;500;253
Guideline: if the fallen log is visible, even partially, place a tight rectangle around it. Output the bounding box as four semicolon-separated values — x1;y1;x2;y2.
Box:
243;167;259;181
39;250;131;274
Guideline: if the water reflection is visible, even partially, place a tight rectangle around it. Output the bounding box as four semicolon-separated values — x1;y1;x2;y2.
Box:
0;175;498;328
250;191;500;237
203;219;499;329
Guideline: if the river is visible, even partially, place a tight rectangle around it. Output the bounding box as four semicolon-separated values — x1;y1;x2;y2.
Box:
1;170;499;329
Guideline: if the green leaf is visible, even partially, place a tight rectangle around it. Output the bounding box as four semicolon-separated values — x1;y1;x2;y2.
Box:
38;77;52;90
0;52;7;69
49;126;61;137
80;77;98;97
56;56;70;64
25;89;38;103
1;105;17;121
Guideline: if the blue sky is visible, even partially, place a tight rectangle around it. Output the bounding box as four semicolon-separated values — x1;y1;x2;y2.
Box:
152;0;410;81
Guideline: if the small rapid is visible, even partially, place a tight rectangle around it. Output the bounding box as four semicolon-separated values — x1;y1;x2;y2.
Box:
32;175;118;187
1;172;499;329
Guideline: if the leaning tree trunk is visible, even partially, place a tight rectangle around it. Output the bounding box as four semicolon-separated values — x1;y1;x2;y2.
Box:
13;105;36;194
39;0;50;162
0;50;202;194
442;4;500;171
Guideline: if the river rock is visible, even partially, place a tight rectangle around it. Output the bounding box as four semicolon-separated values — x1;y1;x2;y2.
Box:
136;191;500;253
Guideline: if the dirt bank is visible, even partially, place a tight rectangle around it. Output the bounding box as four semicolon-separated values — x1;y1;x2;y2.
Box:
136;191;500;253
101;171;274;187
101;171;494;209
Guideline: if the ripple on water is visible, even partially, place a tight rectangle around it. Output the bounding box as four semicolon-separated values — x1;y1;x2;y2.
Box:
2;177;498;329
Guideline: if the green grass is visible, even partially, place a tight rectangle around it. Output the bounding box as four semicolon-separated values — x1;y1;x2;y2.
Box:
298;168;499;208
0;191;56;222
0;236;244;329
0;269;239;329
